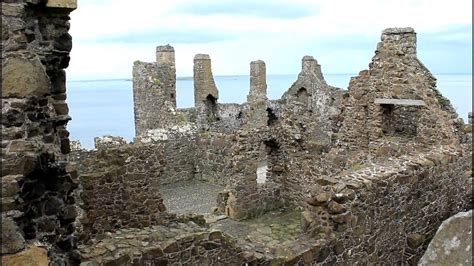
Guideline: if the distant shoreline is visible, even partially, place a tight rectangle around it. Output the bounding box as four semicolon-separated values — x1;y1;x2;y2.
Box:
68;73;472;83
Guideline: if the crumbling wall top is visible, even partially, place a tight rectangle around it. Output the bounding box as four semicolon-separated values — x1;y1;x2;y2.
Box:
156;45;175;66
378;27;417;56
46;0;77;10
194;54;211;60
382;27;415;35
156;44;174;52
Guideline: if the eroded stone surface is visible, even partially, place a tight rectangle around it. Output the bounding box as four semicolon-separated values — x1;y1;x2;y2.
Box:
2;57;50;98
418;210;472;266
1;217;26;255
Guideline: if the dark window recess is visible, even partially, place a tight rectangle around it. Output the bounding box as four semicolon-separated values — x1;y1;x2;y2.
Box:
296;87;310;105
263;139;280;155
381;104;418;137
205;94;220;122
266;108;278;126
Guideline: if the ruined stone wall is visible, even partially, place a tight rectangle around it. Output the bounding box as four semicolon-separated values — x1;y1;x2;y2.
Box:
338;28;464;165
303;145;472;264
133;45;178;136
73;145;166;241
1;1;78;264
177;104;246;134
218;127;297;219
281;56;345;145
70;139;196;240
213;103;246;132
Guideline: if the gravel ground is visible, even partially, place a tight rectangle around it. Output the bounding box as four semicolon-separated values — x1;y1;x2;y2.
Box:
160;179;225;215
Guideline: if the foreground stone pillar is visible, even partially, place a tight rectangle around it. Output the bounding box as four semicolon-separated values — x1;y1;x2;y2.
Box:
1;0;78;264
246;60;268;127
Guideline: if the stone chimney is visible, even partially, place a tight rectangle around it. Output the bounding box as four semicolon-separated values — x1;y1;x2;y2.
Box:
155;44;177;108
246;60;268;127
194;54;219;107
247;60;268;103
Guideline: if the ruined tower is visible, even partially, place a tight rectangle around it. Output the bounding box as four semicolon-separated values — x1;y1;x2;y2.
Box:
133;45;178;136
246;60;269;127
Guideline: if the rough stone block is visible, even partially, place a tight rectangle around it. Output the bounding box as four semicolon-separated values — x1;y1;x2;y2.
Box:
1;175;21;197
2;57;50;98
1;245;48;265
1;3;26;17
1;217;26;255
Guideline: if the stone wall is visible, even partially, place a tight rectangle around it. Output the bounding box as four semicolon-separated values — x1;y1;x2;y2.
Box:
71;140;196;241
303;145;472;264
1;1;78;264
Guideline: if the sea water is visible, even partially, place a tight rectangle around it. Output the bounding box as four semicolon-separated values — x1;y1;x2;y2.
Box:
66;74;472;149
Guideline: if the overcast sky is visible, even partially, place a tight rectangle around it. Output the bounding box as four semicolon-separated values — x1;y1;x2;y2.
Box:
68;0;472;80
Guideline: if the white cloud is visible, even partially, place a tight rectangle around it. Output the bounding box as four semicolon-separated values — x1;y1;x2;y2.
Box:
68;0;472;79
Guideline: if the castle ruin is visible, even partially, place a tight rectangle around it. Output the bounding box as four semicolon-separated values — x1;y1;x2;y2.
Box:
1;2;472;264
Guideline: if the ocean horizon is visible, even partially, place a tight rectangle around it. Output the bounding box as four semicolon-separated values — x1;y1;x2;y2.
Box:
66;73;472;149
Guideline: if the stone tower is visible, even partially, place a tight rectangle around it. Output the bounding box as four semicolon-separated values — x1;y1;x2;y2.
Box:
133;45;178;136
